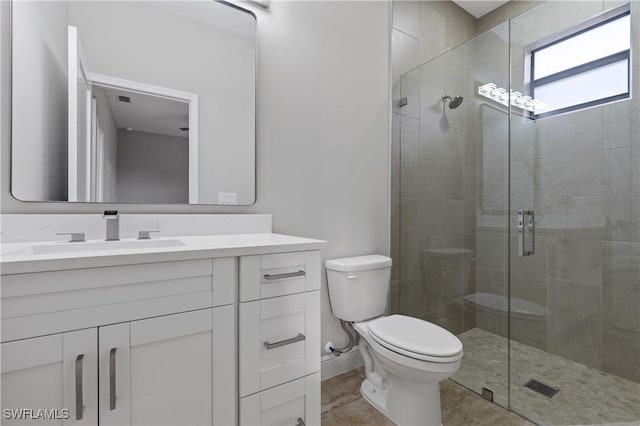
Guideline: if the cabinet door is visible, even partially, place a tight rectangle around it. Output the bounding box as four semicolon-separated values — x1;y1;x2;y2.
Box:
99;307;235;426
98;322;130;426
1;329;98;425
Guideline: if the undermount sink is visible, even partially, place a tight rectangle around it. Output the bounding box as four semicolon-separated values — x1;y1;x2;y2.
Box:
4;239;186;256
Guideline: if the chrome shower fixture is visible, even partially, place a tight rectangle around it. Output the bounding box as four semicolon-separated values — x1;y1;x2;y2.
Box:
442;94;464;109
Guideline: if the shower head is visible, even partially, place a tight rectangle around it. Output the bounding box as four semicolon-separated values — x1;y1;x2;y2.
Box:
442;94;464;109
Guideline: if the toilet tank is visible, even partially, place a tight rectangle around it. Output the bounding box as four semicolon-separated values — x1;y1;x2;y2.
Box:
325;255;392;322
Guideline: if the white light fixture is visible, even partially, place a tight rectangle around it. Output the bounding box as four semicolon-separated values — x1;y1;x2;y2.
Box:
478;83;546;112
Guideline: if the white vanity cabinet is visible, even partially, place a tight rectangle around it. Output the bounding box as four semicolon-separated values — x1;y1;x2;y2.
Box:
1;257;237;426
239;252;321;426
1;233;325;426
1;308;234;426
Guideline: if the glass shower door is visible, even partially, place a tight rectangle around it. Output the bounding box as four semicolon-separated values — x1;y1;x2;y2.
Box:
508;1;640;424
396;21;512;409
398;1;640;424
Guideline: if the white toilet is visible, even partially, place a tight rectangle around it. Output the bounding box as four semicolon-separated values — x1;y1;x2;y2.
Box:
325;255;463;426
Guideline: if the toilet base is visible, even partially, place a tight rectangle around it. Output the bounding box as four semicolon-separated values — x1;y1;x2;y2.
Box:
353;318;461;426
360;378;443;426
360;378;388;416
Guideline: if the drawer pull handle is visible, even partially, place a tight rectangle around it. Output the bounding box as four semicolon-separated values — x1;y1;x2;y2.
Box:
75;354;84;420
295;418;305;426
263;333;306;350
109;348;117;410
263;270;306;280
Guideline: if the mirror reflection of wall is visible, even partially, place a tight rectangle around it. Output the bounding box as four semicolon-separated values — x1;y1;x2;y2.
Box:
11;1;256;205
11;1;69;202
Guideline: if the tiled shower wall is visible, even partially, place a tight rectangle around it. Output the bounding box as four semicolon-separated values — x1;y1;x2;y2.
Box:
392;0;640;384
390;0;477;314
505;106;640;379
394;20;512;338
505;0;640;381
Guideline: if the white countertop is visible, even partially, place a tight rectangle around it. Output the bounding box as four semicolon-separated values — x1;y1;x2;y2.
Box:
0;233;327;275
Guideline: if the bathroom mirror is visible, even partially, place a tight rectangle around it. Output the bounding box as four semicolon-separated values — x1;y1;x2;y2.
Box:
10;0;256;205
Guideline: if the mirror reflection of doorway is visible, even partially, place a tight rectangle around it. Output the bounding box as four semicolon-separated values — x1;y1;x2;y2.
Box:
67;25;92;202
91;85;191;204
67;24;199;204
95;121;105;203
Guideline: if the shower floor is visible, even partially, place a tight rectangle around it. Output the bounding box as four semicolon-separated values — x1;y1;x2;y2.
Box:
453;328;640;426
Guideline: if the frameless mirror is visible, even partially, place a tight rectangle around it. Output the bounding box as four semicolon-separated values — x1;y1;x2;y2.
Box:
10;1;256;205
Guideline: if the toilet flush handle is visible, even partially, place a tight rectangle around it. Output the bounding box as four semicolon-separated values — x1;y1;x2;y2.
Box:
347;274;358;279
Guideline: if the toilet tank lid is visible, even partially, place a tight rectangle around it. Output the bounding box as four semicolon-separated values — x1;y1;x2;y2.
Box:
325;255;392;272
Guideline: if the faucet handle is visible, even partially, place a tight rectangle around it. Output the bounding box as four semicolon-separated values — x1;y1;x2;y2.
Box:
57;232;86;242
138;230;160;240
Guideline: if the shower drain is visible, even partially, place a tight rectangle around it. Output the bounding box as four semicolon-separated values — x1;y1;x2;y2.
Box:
524;379;559;398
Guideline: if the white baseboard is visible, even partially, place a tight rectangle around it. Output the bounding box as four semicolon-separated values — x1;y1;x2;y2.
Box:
321;347;363;381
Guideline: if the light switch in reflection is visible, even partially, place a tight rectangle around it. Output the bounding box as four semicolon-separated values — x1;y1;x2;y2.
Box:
218;192;238;205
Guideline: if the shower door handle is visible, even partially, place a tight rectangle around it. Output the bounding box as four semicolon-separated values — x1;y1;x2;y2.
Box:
518;210;535;256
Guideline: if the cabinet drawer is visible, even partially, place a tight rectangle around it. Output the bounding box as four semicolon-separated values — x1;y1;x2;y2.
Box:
240;291;320;396
239;251;320;302
1;258;236;342
240;372;320;426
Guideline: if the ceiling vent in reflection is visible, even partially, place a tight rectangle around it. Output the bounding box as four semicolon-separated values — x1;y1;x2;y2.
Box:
117;95;131;103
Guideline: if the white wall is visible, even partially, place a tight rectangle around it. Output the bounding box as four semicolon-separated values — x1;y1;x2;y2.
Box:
116;130;189;204
250;0;392;350
10;1;68;201
1;1;392;353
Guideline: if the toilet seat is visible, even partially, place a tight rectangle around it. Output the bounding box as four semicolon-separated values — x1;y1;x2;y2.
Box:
367;315;463;363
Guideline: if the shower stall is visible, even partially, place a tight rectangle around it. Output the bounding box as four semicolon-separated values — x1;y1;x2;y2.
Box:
395;1;639;424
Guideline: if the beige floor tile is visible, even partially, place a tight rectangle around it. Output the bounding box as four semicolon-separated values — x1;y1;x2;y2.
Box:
324;397;396;426
322;368;533;426
322;368;366;415
321;414;339;426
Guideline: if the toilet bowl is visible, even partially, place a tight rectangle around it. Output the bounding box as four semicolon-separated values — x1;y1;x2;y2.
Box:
355;315;462;426
325;255;464;426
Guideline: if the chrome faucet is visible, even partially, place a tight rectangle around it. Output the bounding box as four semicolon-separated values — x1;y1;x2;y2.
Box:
103;210;120;241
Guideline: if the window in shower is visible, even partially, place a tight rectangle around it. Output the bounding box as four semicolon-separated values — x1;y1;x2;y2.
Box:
528;4;631;118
